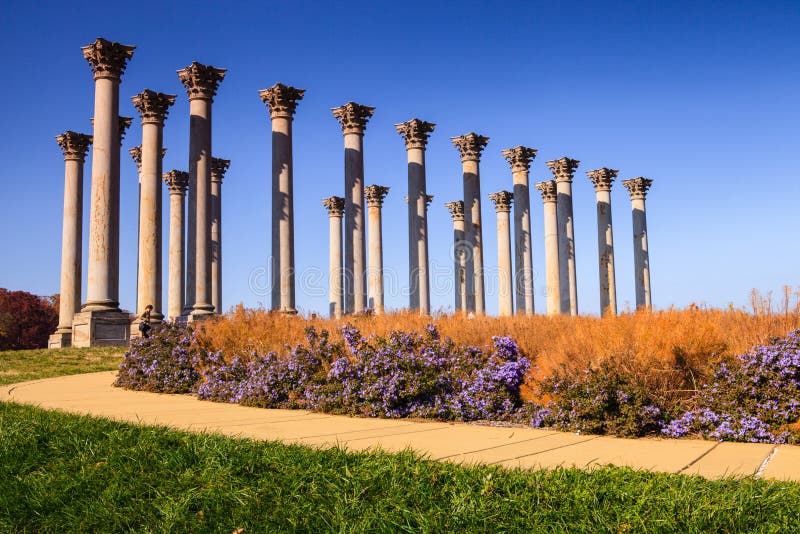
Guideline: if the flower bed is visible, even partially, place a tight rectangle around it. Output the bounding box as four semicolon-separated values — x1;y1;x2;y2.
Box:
114;323;800;444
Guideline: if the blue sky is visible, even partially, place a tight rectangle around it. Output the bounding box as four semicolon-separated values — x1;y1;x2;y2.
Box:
1;0;798;316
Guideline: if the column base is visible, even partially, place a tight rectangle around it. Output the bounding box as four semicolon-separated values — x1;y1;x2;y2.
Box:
71;309;131;348
80;299;121;312
280;307;298;316
48;330;72;349
188;303;215;322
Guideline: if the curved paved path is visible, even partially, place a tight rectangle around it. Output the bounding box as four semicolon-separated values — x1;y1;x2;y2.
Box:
3;371;800;481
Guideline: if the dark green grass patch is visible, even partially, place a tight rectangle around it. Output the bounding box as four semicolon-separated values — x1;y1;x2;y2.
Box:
1;402;799;532
0;347;123;386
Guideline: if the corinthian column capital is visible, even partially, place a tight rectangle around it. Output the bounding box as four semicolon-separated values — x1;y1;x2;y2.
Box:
258;83;305;119
535;180;558;202
489;191;513;212
177;62;227;101
587;168;619;192
332;102;375;134
119;117;132;145
163;170;189;195
132;90;176;125
129;145;142;169
546;157;580;183
210;158;231;183
56;131;93;162
445;201;465;222
323;196;345;217
622;177;653;200
502;146;538;172
395;118;436;150
451;133;489;162
364;185;390;208
81;37;135;80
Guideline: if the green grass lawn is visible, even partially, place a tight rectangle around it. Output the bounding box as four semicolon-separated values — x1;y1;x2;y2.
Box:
1;402;799;532
1;348;799;531
0;347;123;386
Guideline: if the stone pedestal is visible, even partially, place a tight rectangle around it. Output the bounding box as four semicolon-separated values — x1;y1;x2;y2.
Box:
178;62;226;321
548;157;581;316
587;168;619;316
50;131;92;349
452;133;489;315
536;180;560;316
132;90;175;331
623;177;654;310
164;170;189;321
260;84;304;314
210;158;230;314
445;201;468;314
333;102;374;315
365;185;389;314
490;191;514;317
71;309;131;348
396;119;435;314
502;146;537;316
323;197;345;319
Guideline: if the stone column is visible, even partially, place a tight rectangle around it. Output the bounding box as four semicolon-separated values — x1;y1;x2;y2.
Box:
489;191;514;317
259;84;305;314
623;177;654;310
178;62;226;321
132;90;175;328
364;185;390;314
587;168;619;316
323;197;345;319
445;201;468;314
396;119;435;314
332;102;374;314
72;38;134;347
452;133;489;315
211;157;230;315
536;180;560;316
547;157;581;316
502;146;537;316
164;170;189;321
49;132;92;348
130;145;142;306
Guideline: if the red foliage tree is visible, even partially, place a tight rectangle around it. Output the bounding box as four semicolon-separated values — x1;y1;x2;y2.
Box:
0;289;59;350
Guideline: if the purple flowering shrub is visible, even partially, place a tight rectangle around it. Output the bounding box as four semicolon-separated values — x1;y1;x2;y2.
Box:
663;331;800;443
114;322;202;393
194;324;530;421
527;358;666;437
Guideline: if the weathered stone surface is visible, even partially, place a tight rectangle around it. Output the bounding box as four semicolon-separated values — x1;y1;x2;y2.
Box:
503;146;537;316
547;157;581;316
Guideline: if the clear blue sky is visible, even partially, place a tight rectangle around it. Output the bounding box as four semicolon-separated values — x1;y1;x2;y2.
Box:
1;0;798;316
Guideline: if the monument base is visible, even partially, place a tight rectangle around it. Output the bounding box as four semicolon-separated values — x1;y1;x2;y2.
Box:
71;309;131;348
48;330;72;349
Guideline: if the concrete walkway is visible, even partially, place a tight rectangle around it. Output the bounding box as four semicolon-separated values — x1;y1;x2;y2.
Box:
2;371;800;482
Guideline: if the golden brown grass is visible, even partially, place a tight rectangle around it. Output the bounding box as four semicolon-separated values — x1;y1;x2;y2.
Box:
201;289;800;386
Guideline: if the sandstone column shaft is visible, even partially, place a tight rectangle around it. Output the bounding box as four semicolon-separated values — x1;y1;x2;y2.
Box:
164;171;189;321
549;157;581;316
452;133;489;315
211;158;230;315
503;147;537;316
260;84;305;314
588;168;619;316
133;90;174;324
537;181;560;316
333;102;374;314
323;197;345;319
623;177;654;310
53;133;92;342
490;191;514;317
446;202;468;313
397;119;435;315
365;186;389;314
178;62;226;320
